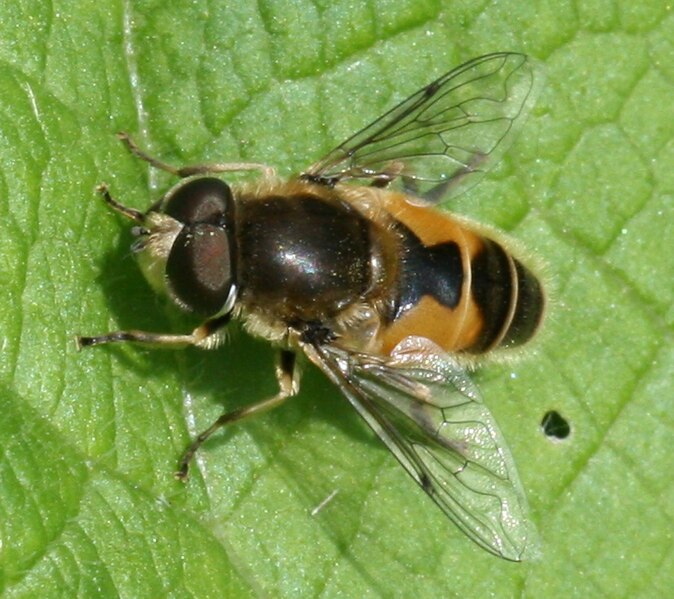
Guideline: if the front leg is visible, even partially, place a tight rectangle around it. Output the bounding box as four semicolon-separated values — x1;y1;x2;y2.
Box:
176;349;300;480
76;314;231;351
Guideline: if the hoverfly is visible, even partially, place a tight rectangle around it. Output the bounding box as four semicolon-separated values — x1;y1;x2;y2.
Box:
78;52;544;560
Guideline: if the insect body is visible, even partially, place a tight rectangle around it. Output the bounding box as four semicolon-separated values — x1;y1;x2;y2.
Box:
78;53;543;561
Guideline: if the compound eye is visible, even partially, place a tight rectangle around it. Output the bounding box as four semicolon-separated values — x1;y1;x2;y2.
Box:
166;223;235;315
163;178;233;225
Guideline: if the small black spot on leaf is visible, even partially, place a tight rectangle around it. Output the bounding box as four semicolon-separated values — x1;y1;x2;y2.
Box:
541;410;571;440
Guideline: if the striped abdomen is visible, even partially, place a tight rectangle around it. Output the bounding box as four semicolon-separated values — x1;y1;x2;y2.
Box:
376;193;545;355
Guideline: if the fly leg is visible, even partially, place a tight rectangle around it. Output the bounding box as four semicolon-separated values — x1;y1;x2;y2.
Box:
409;151;490;203
95;182;145;223
117;131;276;179
76;314;232;352
176;349;299;481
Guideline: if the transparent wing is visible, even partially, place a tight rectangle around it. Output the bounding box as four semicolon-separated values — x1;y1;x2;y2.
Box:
303;53;542;203
303;335;538;561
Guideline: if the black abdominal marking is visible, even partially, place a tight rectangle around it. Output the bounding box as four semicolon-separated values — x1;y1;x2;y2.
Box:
392;223;463;320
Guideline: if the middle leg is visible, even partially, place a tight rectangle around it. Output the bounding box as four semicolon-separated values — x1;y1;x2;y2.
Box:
175;349;300;480
117;132;276;179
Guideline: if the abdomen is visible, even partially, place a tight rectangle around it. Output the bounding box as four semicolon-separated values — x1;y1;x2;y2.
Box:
375;192;545;356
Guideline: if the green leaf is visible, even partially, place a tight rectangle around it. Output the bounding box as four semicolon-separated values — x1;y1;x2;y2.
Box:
1;1;673;597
